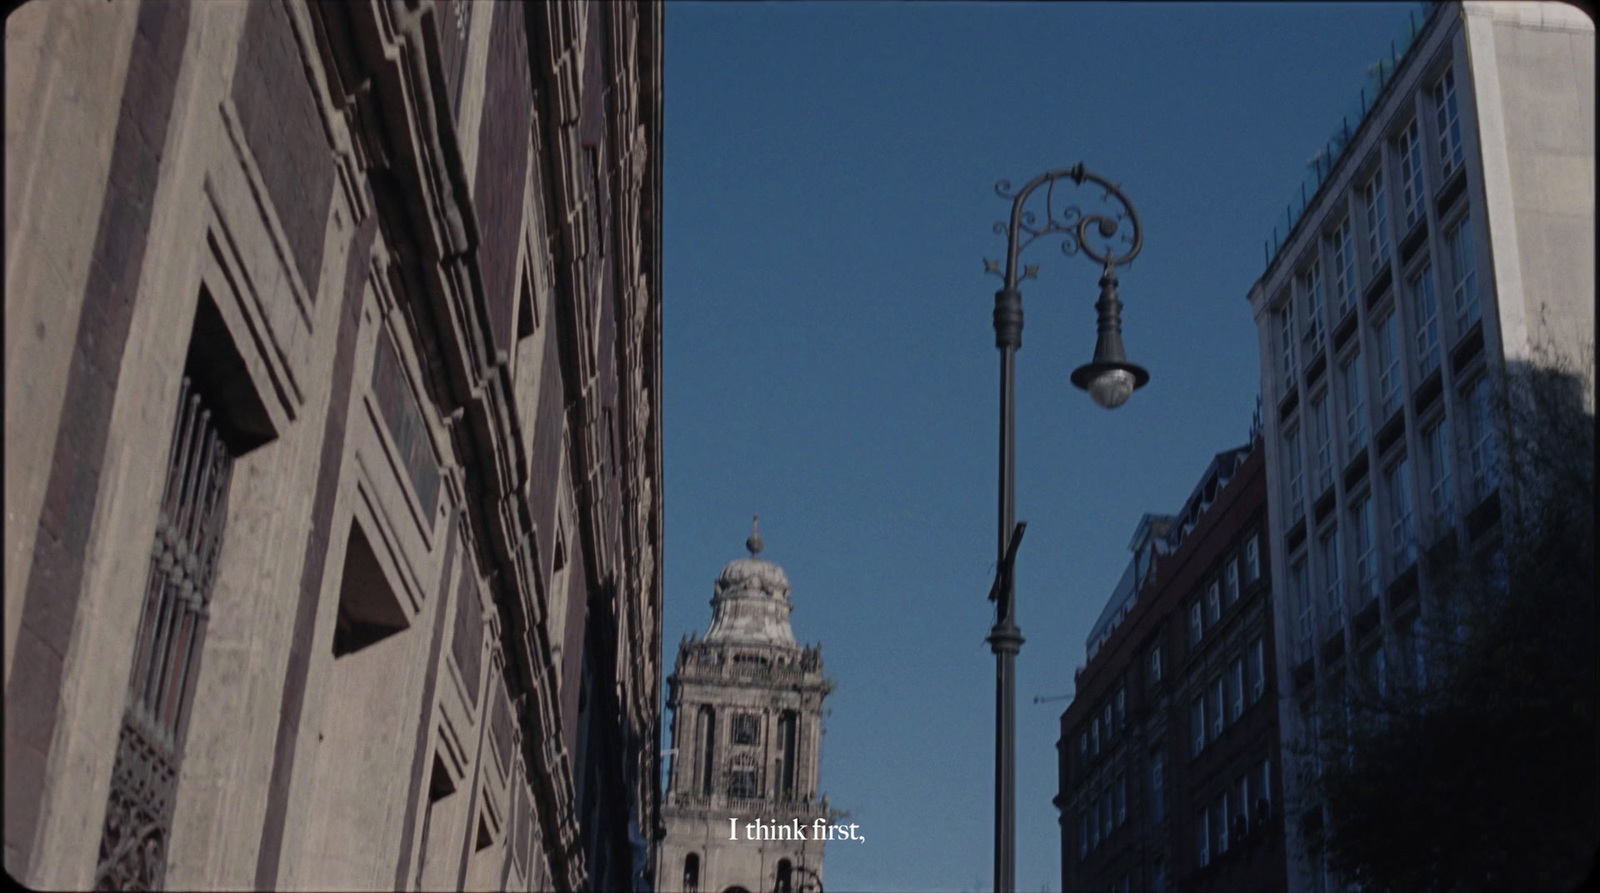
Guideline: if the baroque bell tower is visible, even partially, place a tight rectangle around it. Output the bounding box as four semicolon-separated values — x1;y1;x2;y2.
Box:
658;519;830;893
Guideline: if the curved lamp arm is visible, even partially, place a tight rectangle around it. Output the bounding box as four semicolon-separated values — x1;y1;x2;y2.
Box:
987;163;1144;290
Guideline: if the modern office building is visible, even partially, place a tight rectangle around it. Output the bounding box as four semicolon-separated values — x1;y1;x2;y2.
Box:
1246;2;1594;889
4;1;663;890
1058;438;1285;893
657;526;831;893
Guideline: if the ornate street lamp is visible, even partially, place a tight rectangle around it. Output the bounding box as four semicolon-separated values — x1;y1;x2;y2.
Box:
981;163;1147;893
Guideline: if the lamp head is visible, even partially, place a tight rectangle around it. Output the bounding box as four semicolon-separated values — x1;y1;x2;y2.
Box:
1069;268;1149;409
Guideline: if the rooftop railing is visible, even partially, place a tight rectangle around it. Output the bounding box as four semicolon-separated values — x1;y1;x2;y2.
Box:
1262;1;1443;275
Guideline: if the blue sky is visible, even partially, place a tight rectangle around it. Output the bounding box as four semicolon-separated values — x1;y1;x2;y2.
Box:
662;4;1418;890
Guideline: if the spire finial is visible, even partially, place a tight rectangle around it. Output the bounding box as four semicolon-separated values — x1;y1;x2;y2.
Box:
746;513;764;557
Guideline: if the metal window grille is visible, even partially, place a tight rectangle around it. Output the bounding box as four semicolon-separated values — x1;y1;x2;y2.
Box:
97;377;233;890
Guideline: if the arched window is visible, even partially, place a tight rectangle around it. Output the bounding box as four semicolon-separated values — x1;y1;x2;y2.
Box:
776;858;793;893
697;706;716;796
683;853;700;892
776;710;798;799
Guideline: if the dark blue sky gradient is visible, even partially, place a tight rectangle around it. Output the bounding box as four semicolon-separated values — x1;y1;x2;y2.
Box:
663;4;1417;890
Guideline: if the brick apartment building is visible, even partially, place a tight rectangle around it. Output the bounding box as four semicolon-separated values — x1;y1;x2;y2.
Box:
1058;439;1286;893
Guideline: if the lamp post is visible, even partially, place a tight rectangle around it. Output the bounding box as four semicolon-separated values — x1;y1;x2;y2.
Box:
982;163;1148;893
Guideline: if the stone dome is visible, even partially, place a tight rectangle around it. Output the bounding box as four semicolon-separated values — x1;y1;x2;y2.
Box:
703;521;797;646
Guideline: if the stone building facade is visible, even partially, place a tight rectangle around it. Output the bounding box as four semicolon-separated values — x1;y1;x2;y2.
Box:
1244;2;1593;889
4;1;663;890
1059;440;1285;893
658;528;830;893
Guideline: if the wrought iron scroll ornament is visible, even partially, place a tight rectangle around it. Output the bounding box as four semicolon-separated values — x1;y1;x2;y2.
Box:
984;163;1143;285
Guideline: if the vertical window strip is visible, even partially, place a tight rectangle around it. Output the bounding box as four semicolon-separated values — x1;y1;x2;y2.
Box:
1285;426;1304;521
1399;119;1426;228
1427;421;1454;527
1387;459;1416;572
1332;218;1356;317
1322;528;1344;627
1342;354;1367;455
1449;216;1480;329
1365;171;1390;274
1313;394;1333;491
1376;313;1401;418
1412;265;1441;377
1435;67;1464;176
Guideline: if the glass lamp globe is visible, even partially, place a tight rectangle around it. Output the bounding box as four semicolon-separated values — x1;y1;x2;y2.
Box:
1087;368;1137;409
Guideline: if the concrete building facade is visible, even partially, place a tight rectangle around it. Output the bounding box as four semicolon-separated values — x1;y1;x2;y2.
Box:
3;1;663;890
1059;439;1285;893
658;528;830;893
1245;2;1593;889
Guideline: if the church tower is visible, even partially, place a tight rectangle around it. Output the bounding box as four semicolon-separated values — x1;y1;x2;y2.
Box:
658;520;830;893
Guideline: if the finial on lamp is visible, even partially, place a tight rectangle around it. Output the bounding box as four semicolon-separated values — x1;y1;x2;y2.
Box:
746;514;764;557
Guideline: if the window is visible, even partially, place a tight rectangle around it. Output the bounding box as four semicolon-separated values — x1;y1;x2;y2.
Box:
1425;420;1455;529
1078;810;1090;859
1465;376;1498;500
733;713;759;745
1245;536;1260;582
1114;687;1126;730
1103;704;1114;744
728;764;758;799
1191;696;1207;757
698;706;717;796
1321;528;1345;626
1301;698;1322;776
1206;582;1221;625
1312;392;1334;492
1188;601;1203;646
1386;458;1416;573
1375;311;1402;418
1089;799;1100;848
1215;796;1231;855
684;853;700;893
1252;759;1273;823
1236;771;1253;830
1229;659;1245;722
1398;118;1426;228
1353;496;1378;604
1303;258;1325;352
1411;265;1441;377
1278;301;1297;390
1090;715;1100;756
1150;750;1166;823
1101;793;1112;840
1225;561;1240;605
1402;614;1429;691
1115;774;1128;825
1078;731;1088;765
1248;638;1266;702
1197;808;1211;867
1435;66;1464;177
1291;559;1311;655
1364;170;1390;274
1331;217;1357;317
1372;646;1389;699
1447;215;1479;330
1209;677;1225;739
1284;426;1304;521
1150;643;1163;684
1341;352;1368;456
